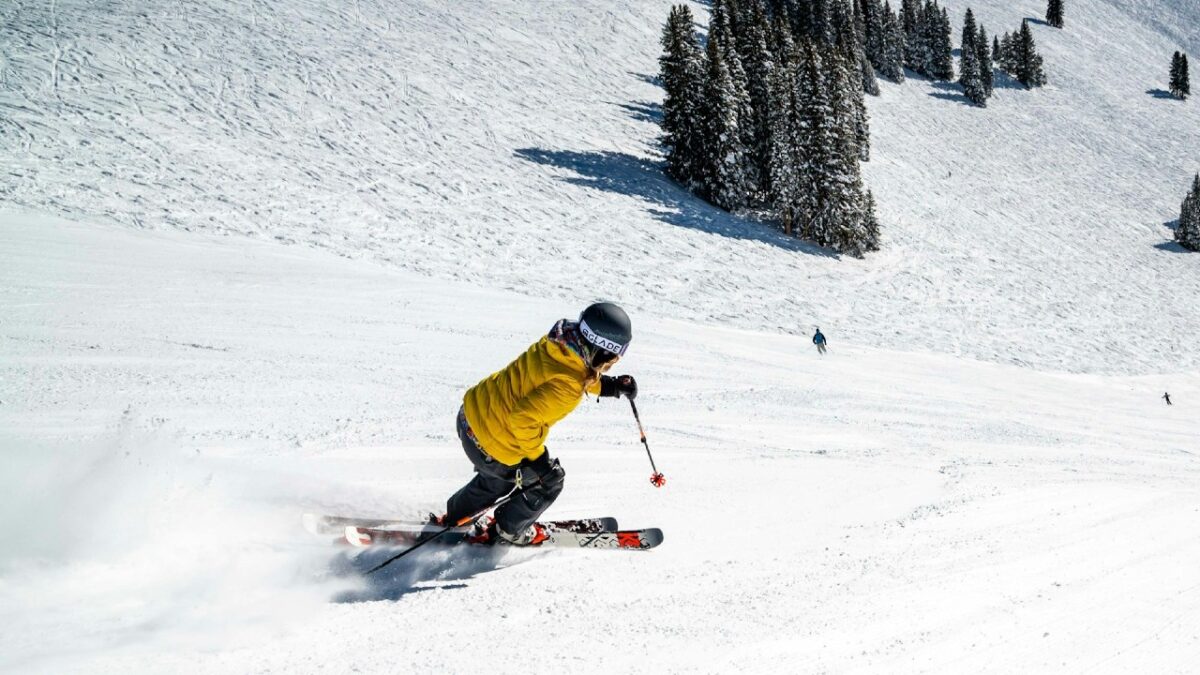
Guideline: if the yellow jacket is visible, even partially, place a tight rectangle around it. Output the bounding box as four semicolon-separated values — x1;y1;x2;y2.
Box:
463;330;601;466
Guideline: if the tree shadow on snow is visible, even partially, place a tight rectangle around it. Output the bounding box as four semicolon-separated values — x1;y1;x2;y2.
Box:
1146;88;1177;100
927;81;975;107
1154;241;1191;253
991;70;1029;91
615;100;663;124
1023;17;1052;27
515;147;840;258
630;72;662;88
327;545;533;602
1154;219;1191;253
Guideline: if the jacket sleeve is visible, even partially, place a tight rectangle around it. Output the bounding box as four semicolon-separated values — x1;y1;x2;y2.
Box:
509;377;583;451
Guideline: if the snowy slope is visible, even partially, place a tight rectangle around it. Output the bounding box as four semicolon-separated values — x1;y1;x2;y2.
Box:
3;0;1200;672
2;215;1199;673
2;0;1198;374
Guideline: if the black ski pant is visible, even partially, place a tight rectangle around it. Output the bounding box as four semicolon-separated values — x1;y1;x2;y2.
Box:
446;408;565;535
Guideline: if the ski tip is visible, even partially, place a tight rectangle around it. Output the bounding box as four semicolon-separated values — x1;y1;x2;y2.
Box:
640;528;664;549
344;526;372;548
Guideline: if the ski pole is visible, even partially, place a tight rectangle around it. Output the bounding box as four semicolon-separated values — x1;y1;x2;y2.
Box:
364;489;517;575
629;399;665;488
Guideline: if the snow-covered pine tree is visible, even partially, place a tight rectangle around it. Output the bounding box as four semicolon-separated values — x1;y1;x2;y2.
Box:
793;37;830;238
1184;54;1192;98
1171;52;1190;100
795;39;872;256
810;0;834;45
826;50;873;256
977;25;994;96
833;1;873;156
1046;0;1064;29
725;0;743;40
786;0;809;38
737;0;777;201
1176;174;1200;251
716;0;761;199
999;31;1016;75
879;1;907;82
992;35;1002;67
1171;52;1184;98
1015;19;1047;88
918;0;940;76
901;0;922;69
704;3;756;210
862;0;888;76
767;34;802;234
959;9;986;106
863;190;881;251
659;5;709;190
842;0;881;96
932;6;955;80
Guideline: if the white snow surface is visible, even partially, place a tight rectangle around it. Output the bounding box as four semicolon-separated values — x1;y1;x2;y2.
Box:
2;0;1200;672
1;0;1197;374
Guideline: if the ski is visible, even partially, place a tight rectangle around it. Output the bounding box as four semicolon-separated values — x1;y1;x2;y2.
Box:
343;523;662;550
304;513;617;538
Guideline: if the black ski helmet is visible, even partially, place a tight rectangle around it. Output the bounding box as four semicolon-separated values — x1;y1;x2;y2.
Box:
578;302;632;367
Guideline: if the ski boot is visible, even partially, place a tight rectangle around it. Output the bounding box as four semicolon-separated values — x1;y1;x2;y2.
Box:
494;522;549;547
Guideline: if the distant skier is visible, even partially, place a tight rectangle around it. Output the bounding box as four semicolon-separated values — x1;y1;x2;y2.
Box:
1163;392;1172;405
813;327;827;355
436;302;637;546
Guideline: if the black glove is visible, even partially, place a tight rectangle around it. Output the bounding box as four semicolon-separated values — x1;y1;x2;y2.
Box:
600;374;637;400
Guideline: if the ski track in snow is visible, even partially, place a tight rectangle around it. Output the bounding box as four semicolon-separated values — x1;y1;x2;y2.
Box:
2;0;1200;672
0;0;1198;375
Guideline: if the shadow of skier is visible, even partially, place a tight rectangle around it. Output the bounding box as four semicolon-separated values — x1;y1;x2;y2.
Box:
328;545;542;602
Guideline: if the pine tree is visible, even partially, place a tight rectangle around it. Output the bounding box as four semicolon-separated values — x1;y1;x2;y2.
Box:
977;25;994;96
1171;52;1191;100
863;190;881;251
958;9;986;106
1184;54;1192;98
833;1;873;157
1170;52;1184;98
704;3;755;210
794;38;830;237
862;0;888;75
1015;19;1047;88
737;0;776;201
879;1;907;82
918;0;939;76
793;39;873;256
999;31;1017;76
992;35;1002;66
659;5;709;190
844;0;881;97
1046;0;1064;29
1177;174;1200;251
719;1;762;197
931;6;955;80
768;42;796;230
901;0;921;69
810;0;834;45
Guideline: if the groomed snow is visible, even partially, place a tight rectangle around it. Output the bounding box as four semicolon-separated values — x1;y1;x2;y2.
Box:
2;0;1199;672
3;214;1198;673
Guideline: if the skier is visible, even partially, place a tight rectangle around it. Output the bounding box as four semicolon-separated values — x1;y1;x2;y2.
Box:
813;327;827;355
1163;392;1172;405
438;302;638;546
